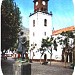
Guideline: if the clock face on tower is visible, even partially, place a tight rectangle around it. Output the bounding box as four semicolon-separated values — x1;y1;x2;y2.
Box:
36;2;38;6
42;1;46;5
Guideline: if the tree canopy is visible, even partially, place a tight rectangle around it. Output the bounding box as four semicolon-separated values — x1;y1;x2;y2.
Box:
39;36;57;57
58;31;74;48
1;0;22;51
41;37;57;51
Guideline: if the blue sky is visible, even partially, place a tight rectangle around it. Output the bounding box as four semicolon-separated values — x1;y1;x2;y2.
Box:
14;0;74;30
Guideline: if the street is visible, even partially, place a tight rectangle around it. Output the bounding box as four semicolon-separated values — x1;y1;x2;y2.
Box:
1;57;73;75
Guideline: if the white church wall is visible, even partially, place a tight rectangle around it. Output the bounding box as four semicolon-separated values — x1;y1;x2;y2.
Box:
29;44;63;61
29;12;52;49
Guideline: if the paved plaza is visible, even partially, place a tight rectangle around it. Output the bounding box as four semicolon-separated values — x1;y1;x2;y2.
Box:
31;62;73;75
1;57;73;75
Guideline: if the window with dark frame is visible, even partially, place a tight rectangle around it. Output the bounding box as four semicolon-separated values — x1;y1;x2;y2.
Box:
33;20;35;27
44;19;47;26
44;32;46;36
33;32;35;36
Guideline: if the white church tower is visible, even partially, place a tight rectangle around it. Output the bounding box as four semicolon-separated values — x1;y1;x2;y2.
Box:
29;0;52;60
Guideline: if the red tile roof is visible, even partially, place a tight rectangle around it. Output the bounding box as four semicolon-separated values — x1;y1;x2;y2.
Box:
52;26;75;35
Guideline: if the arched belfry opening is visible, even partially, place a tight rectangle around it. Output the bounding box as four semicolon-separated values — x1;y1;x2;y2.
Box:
33;0;49;12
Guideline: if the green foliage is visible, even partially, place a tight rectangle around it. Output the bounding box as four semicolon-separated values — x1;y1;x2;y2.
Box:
41;36;57;51
58;31;74;48
58;31;75;66
1;0;22;50
61;31;74;38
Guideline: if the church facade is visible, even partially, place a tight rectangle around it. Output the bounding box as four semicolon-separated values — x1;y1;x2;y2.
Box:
29;0;52;49
29;0;74;62
29;0;53;62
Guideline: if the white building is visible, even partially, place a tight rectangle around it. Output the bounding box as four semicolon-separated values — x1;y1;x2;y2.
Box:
52;26;75;62
29;0;52;61
29;0;75;62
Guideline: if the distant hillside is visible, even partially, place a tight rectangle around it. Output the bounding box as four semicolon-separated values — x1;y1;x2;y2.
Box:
21;25;29;32
20;25;29;40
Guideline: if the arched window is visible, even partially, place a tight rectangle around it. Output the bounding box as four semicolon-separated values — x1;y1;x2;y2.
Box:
44;32;46;36
33;32;35;36
44;19;47;26
33;20;35;27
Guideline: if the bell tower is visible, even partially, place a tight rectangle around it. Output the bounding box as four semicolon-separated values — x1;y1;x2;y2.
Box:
29;0;52;60
33;0;49;12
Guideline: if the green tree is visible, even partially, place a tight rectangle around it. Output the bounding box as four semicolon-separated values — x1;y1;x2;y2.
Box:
1;0;22;52
57;31;74;67
39;36;57;65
